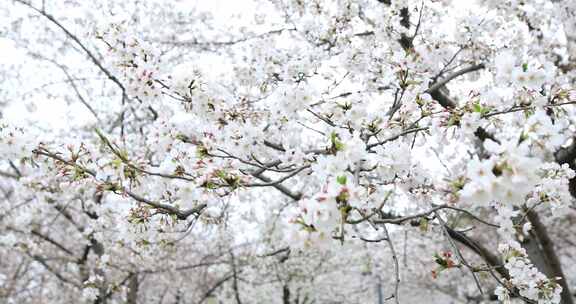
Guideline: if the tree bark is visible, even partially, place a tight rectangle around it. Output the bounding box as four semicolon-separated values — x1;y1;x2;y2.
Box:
127;273;139;304
526;211;574;304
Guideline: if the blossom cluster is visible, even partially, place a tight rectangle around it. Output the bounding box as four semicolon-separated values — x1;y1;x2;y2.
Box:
0;122;34;160
459;139;542;208
495;242;562;304
2;0;576;303
96;23;161;104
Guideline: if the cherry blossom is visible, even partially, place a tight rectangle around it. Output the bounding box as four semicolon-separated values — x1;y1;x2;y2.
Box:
1;0;576;303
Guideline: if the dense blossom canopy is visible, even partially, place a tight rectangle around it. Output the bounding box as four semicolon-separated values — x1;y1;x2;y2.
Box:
1;0;576;303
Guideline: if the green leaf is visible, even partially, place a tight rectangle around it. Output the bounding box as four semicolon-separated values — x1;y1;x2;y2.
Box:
215;170;227;179
419;218;429;233
451;177;465;192
330;131;338;144
336;175;347;185
330;132;345;152
72;167;87;180
473;103;483;113
471;102;491;115
434;253;448;268
446;114;460;127
196;145;208;158
175;134;188;142
111;158;123;168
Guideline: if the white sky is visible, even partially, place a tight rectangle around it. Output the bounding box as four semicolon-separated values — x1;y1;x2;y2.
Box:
0;0;480;130
1;0;272;130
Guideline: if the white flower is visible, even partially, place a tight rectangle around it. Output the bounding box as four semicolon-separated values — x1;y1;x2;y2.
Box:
158;156;178;174
510;64;548;90
460;181;493;205
343;131;366;165
466;157;497;188
494;50;517;82
497;242;562;303
299;197;339;232
311;154;348;181
524;109;566;151
568;90;576;102
483;139;505;154
460;112;482;136
81;287;99;301
100;254;110;265
495;286;511;304
378;141;412;178
273;84;317;118
0;123;33;159
170;62;201;96
0;233;16;246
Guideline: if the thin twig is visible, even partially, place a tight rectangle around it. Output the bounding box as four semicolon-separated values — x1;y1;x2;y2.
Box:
381;224;400;304
435;211;484;295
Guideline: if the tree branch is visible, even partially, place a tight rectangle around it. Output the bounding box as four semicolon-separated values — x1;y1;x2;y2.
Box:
526;210;574;304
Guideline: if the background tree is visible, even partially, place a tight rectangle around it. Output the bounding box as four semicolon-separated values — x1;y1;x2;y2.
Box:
1;0;576;303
